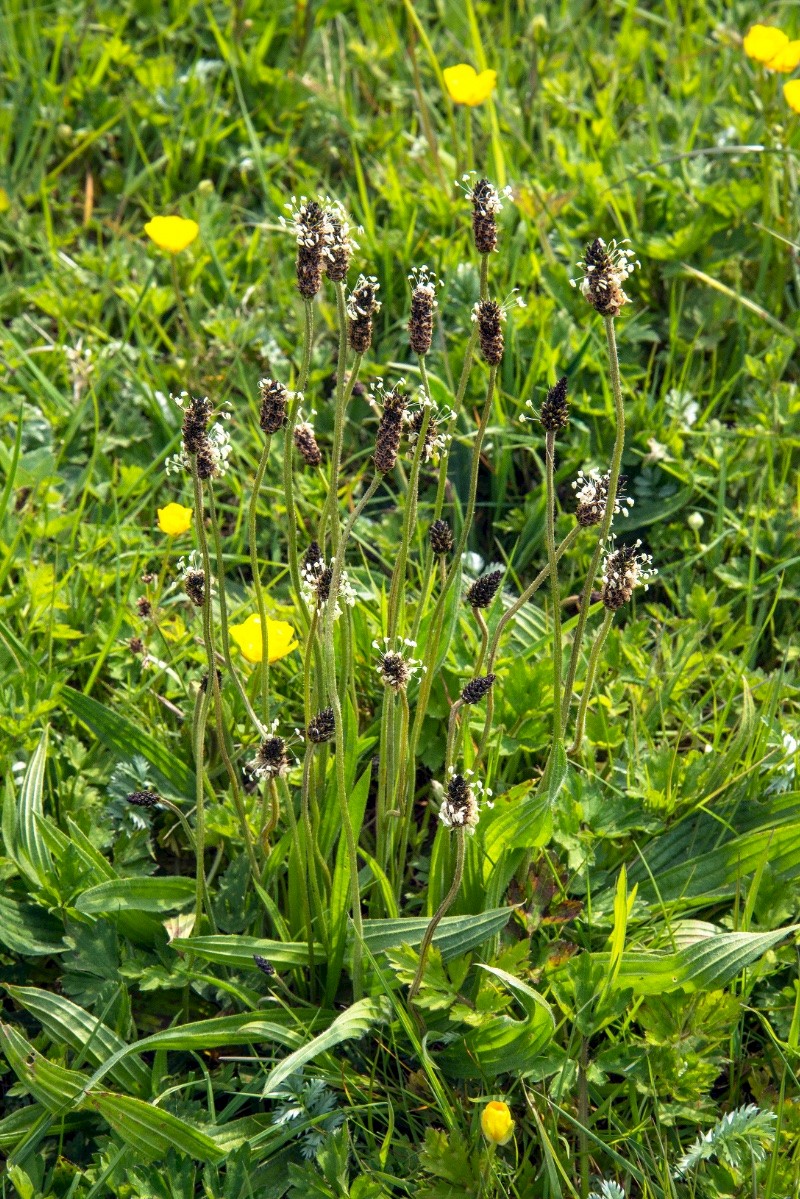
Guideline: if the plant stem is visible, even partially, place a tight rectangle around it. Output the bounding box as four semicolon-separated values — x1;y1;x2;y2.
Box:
387;364;432;639
473;608;489;675
570;608;614;755
248;439;272;728
192;468;259;879
408;827;466;1016
191;682;214;933
543;429;564;782
207;487;262;733
170;255;194;342
284;299;314;617
579;1035;590;1199
561;314;625;728
301;745;328;954
320;474;381;998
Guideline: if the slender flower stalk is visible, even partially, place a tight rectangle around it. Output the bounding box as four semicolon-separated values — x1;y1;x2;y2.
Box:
248;441;273;727
570;608;614;755
320;474;381;998
207;488;262;734
191;468;259;878
476;523;581;766
545;429;564;749
561;315;626;727
283;300;314;619
408;826;466;1015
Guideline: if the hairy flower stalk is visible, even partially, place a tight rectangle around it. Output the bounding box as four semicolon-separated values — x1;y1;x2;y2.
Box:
191;465;259;898
248;378;289;729
516;374;573;766
561;313;629;731
408;769;483;1018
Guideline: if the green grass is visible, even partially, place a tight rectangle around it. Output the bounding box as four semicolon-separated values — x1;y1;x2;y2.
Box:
1;1;800;1196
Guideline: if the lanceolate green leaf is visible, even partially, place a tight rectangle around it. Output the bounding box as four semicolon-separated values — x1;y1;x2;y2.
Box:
0;896;65;956
5;986;149;1095
61;686;194;798
360;908;511;961
262;997;387;1095
171;935;321;969
599;925;798;996
84;1093;225;1163
75;876;195;915
15;730;53;889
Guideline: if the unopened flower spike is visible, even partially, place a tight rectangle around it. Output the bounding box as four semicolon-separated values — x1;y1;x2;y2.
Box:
601;538;656;610
523;376;569;433
429;518;454;556
571;237;640;317
573;470;634;527
472;291;525;366
372;636;424;692
457;173;513;254
307;706;335;744
466;570;503;609
408;266;440;357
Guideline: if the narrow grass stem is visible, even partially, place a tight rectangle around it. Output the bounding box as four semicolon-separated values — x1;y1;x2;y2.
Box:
170;255;194;343
408;827;466;1017
301;745;328;953
191;683;214;934
445;699;464;775
570;608;614;755
387;362;432;639
473;608;489;675
561;315;625;728
542;429;564;788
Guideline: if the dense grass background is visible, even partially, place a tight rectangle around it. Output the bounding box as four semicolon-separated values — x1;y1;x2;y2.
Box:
1;1;800;1196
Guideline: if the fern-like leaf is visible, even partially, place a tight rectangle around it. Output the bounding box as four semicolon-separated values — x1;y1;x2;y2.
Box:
674;1103;777;1177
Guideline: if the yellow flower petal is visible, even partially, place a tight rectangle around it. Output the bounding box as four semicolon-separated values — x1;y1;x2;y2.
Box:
156;502;193;536
443;63;497;107
229;614;298;665
785;79;800;113
743;24;788;65
481;1100;514;1145
144;215;200;254
767;39;800;72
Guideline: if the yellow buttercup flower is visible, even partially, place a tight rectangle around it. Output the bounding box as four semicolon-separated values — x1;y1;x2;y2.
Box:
157;502;193;536
443;64;497;107
229;614;298;665
768;40;800;72
785;79;800;112
144;215;200;254
743;24;788;65
480;1100;514;1145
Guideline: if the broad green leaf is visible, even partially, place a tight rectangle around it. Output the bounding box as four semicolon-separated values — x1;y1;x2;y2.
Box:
85;1092;225;1163
602;925;798;995
5;985;149;1095
16;730;53;888
262;997;387;1094
62;686;194;798
359;908;511;961
75;876;195;915
171;935;321;969
0;896;65;956
438;966;555;1079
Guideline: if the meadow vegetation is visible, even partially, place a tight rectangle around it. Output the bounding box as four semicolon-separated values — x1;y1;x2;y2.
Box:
1;2;800;1197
